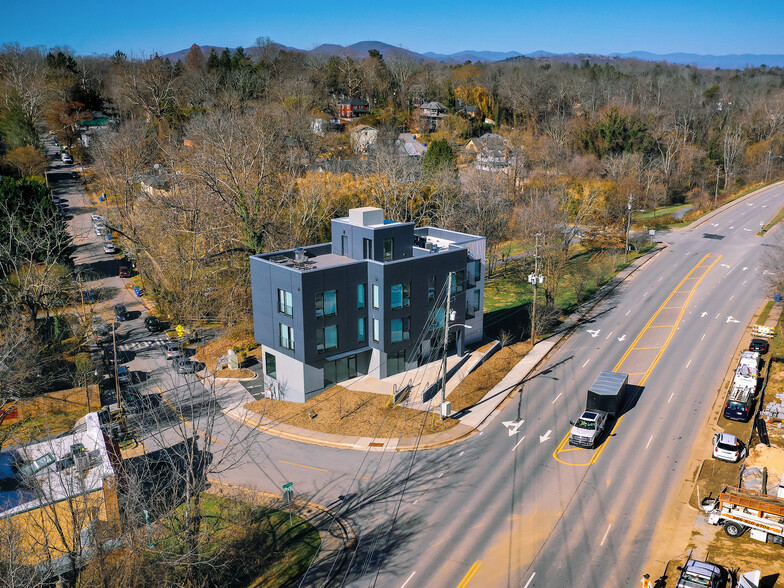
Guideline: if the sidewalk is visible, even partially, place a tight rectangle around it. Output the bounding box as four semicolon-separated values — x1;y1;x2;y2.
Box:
219;243;668;452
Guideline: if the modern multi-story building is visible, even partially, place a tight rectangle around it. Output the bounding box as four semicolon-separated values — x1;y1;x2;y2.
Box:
250;207;485;403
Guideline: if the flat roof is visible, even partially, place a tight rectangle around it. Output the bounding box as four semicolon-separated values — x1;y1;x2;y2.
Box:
0;413;115;517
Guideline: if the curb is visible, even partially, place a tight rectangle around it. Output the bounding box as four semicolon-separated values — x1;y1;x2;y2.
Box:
679;180;784;232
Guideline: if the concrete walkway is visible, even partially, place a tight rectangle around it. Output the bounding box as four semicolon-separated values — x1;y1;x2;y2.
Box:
218;242;668;452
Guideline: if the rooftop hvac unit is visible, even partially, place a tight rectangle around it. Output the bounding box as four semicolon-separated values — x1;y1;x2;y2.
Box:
294;248;306;263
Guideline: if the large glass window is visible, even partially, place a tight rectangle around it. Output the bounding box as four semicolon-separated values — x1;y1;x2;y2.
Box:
357;283;366;309
451;270;466;294
428;276;436;302
473;289;481;312
316;325;338;352
372;318;380;342
315;290;337;318
358;317;366;343
473;260;482;279
383;237;394;261
391;317;410;342
279;323;294;350
324;355;358;387
387;349;406;376
372;284;380;309
390;283;410;309
277;289;293;316
430;308;445;330
265;352;277;379
363;238;372;259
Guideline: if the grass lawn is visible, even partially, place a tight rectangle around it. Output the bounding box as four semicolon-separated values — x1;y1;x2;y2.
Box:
633;203;691;221
1;411;84;444
149;492;321;588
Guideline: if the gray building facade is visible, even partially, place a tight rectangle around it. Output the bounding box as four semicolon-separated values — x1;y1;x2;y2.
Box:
250;207;485;402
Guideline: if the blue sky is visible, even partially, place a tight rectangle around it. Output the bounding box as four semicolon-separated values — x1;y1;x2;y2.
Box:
4;0;783;57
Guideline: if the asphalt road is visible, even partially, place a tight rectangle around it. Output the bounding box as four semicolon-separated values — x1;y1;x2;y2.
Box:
52;139;784;588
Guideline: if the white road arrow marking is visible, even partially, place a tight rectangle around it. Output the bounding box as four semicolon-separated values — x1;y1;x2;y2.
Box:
711;223;719;227
726;316;740;324
729;226;734;229
743;228;752;231
617;335;626;342
539;430;552;443
587;329;601;338
720;264;730;268
742;267;748;271
502;420;524;436
747;202;754;206
701;312;708;317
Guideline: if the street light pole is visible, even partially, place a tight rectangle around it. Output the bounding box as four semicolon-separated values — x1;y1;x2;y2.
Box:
625;195;632;260
530;233;543;345
440;271;452;420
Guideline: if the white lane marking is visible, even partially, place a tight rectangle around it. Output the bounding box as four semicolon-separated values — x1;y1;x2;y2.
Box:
600;524;612;546
673;263;679;268
754;266;758;272
644;291;648;297
459;451;464;457
646;435;654;449
512;436;526;452
523;573;536;588
729;295;734;301
552;392;562;404
582;359;591;368
686;360;692;368
668;392;674;403
401;571;416;588
605;330;613;340
438;472;444;478
715;313;720;319
742;280;747;286
626;309;631;316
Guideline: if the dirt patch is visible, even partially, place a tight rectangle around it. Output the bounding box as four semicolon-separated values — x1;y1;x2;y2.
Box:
447;342;532;413
246;386;459;438
194;324;260;371
691;459;743;508
215;368;256;379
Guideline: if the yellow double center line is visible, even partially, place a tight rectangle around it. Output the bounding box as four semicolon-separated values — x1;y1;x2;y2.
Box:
553;253;722;466
457;561;482;588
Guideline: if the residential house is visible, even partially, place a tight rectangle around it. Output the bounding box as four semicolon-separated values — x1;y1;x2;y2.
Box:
250;207;485;403
350;125;378;154
338;98;369;119
456;99;480;119
0;412;124;578
419;101;449;132
465;133;516;172
396;133;427;158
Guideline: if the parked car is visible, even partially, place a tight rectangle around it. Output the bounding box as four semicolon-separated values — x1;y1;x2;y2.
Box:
103;242;116;254
95;226;106;237
121;387;144;413
749;338;770;354
116;366;131;384
118;266;131;278
174;358;197;374
102;348;118;365
163;342;182;360
114;304;128;321
71;171;79;179
61;153;73;164
91;213;105;223
144;316;162;333
712;432;746;462
675;559;723;588
93;321;110;337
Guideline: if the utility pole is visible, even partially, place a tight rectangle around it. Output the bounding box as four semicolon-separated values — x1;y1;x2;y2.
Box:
529;234;543;345
624;194;633;263
714;165;721;208
113;323;121;411
440;272;452;420
766;149;772;183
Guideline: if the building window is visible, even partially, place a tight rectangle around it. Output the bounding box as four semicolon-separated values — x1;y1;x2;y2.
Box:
277;289;293;317
388;349;406;376
430;308;445;330
315;290;337;318
265;352;277;379
363;238;372;259
357;283;366;309
384;237;393;261
316;325;338;352
324;354;358;387
279;324;294;351
358;317;366;343
390;283;410;309
473;260;482;279
372;284;380;309
473;289;481;312
428;276;436;302
391;317;410;342
451;270;466;294
373;318;380;342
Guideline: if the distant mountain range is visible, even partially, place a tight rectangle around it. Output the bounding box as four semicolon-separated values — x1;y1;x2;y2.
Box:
162;40;784;70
